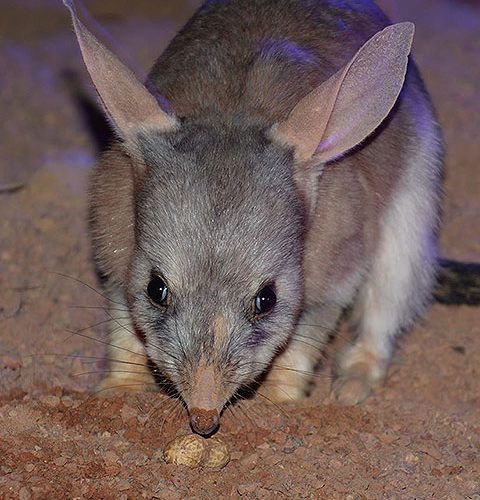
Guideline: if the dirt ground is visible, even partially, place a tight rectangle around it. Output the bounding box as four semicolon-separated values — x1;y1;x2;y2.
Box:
1;0;479;498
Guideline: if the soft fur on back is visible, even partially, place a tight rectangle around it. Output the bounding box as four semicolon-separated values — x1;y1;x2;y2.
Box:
149;0;390;120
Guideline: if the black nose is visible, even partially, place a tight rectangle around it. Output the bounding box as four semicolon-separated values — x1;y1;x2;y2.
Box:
189;408;220;436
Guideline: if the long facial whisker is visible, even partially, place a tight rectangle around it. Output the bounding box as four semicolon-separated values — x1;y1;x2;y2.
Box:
226;401;257;430
232;360;331;380
64;328;148;358
297;323;352;342
148;396;184;426
90;382;159;396
159;398;186;434
71;369;163;378
297;321;339;331
149;341;183;365
252;389;291;418
28;352;148;369
103;309;137;338
294;331;331;343
281;337;327;352
71;317;130;335
69;304;128;313
236;400;263;426
46;316;129;351
49;271;125;306
173;315;188;363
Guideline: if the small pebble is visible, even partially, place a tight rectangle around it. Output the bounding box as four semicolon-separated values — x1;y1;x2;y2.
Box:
54;456;68;467
102;450;120;466
39;395;60;408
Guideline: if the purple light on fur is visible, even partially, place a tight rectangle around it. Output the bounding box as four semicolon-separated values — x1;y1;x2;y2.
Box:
317;134;338;154
259;39;316;66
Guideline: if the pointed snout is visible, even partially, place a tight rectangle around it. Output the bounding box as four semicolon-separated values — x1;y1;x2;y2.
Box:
186;359;223;435
189;407;220;436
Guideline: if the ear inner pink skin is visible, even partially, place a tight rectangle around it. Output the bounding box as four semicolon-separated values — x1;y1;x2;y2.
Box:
275;22;415;164
63;0;177;143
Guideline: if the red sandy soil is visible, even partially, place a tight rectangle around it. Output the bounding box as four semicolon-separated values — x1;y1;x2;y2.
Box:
1;0;479;498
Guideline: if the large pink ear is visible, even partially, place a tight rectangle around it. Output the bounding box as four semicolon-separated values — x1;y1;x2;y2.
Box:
274;23;415;163
63;0;177;145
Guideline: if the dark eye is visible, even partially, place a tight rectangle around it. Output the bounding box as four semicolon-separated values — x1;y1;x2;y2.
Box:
147;275;169;306
254;285;276;315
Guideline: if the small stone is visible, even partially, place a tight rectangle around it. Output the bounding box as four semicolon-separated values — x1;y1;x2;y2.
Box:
257;442;270;450
39;395;60;408
272;431;288;445
65;462;78;474
117;479;131;491
54;456;68;467
405;452;420;465
330;458;343;469
240;452;259;469
2;356;21;370
19;487;31;500
359;432;378;450
379;433;399;445
102;451;120;466
237;483;258;495
313;477;326;490
61;396;74;408
134;454;149;466
120;404;137;422
230;451;243;461
105;465;121;477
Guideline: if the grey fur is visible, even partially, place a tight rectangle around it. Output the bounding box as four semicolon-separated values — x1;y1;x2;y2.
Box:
128;119;305;396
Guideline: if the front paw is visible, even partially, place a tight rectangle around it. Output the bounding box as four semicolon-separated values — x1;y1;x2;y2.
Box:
259;366;311;403
331;345;387;405
331;374;376;405
259;382;307;404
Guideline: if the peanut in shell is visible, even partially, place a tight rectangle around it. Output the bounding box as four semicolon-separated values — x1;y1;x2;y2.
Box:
163;434;230;469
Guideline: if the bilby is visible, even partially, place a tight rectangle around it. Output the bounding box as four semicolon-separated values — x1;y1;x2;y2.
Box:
64;0;466;436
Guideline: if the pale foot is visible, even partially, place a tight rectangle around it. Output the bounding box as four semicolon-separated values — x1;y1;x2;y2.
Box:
259;364;311;403
331;344;386;405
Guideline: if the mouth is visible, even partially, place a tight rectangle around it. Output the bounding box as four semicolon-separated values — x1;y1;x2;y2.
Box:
148;358;224;435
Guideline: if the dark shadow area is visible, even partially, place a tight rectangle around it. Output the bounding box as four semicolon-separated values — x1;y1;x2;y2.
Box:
62;68;115;154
